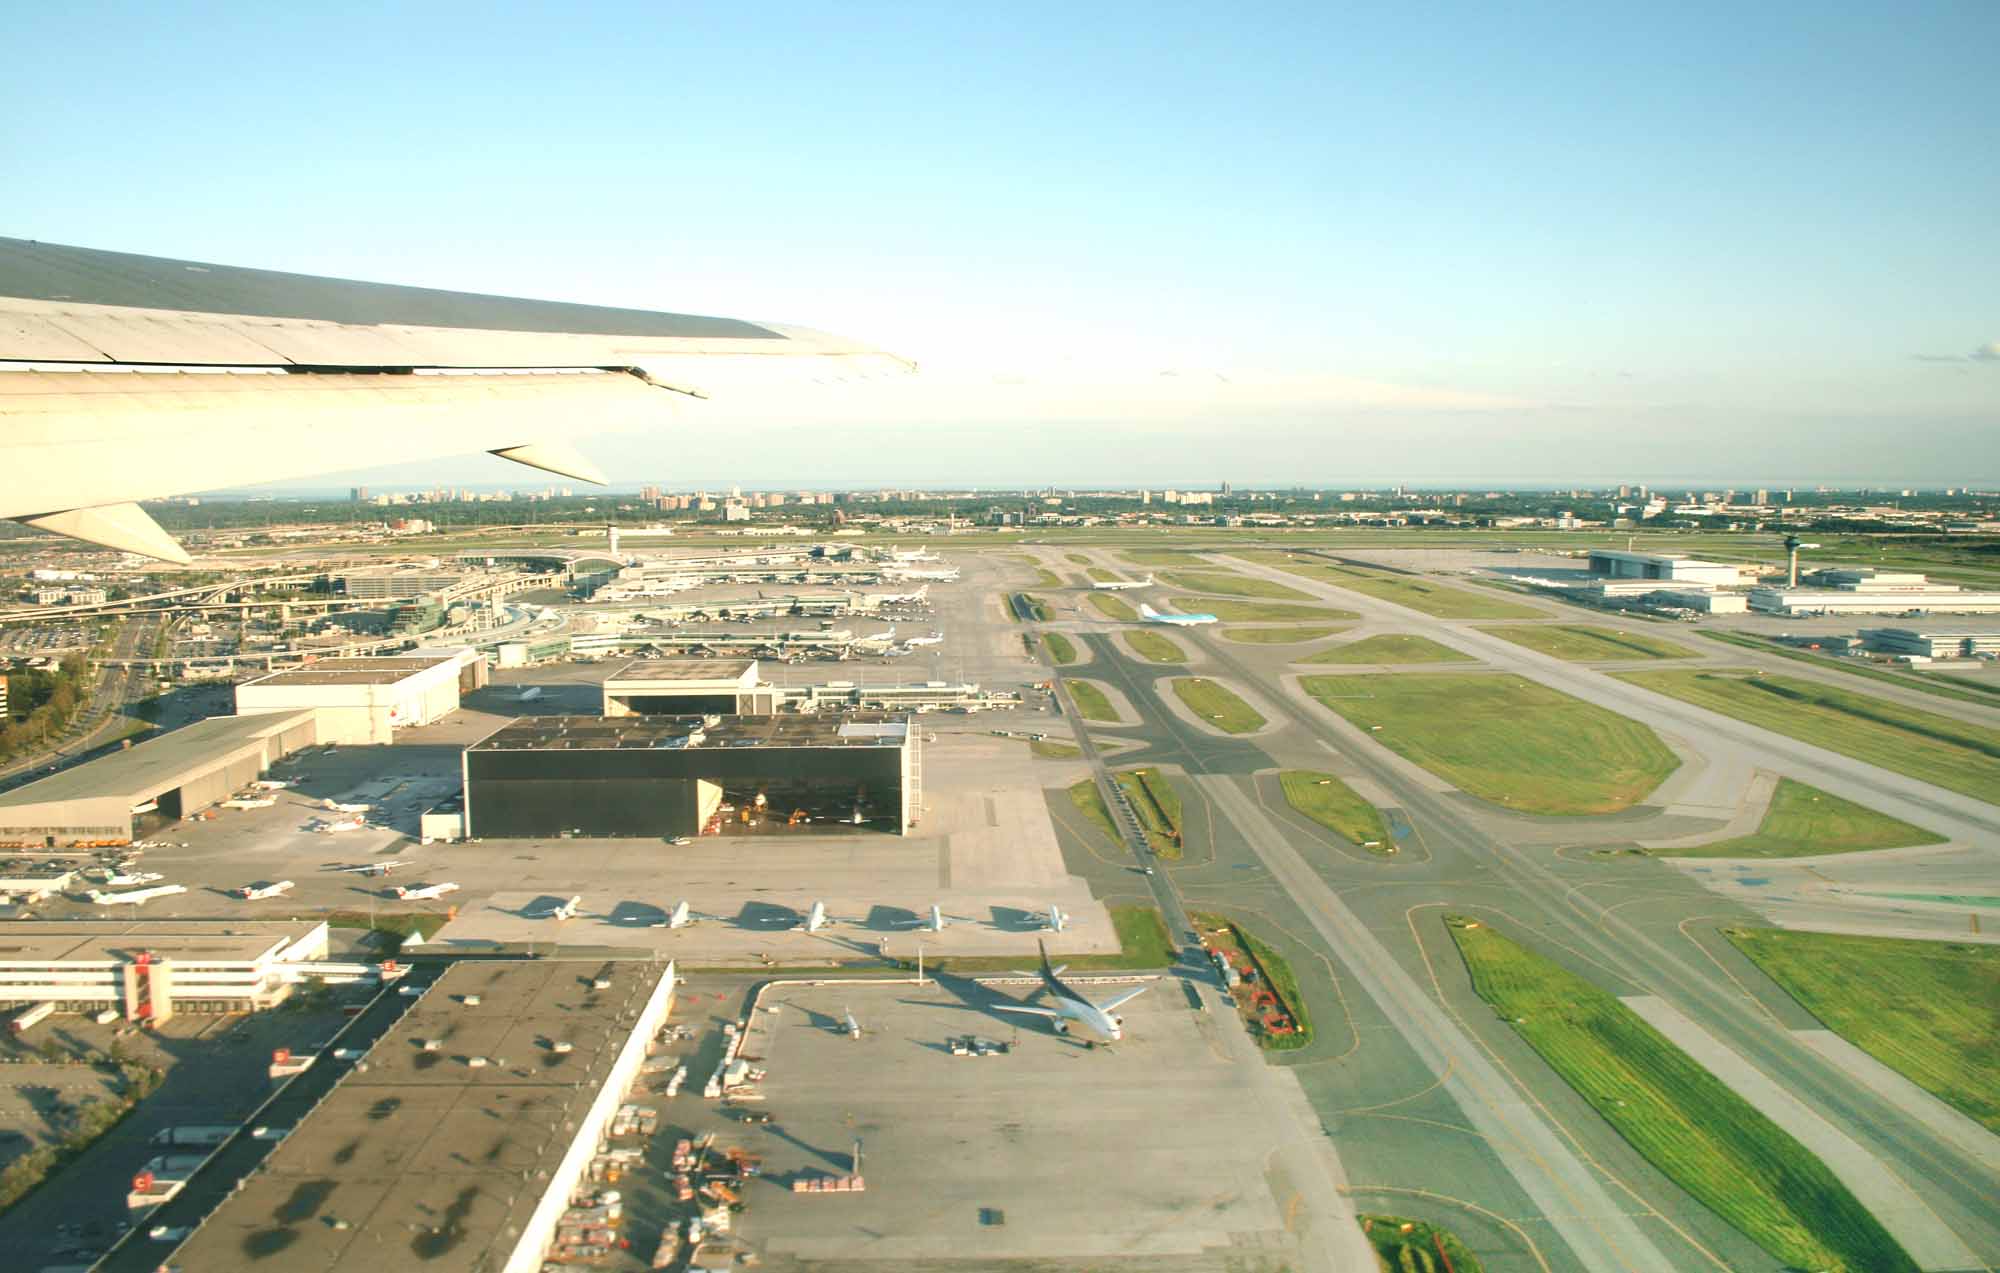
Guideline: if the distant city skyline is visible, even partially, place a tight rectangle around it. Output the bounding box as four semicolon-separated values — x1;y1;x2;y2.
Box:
5;2;1995;488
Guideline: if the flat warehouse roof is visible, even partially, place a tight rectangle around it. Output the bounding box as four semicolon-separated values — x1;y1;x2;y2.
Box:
243;654;466;688
0;919;322;964
471;712;910;753
159;959;672;1273
0;710;315;809
607;656;756;682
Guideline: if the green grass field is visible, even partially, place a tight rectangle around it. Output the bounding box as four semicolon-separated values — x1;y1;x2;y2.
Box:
1726;929;2000;1134
1484;624;1697;661
1066;777;1119;843
1617;668;2000;806
1124;630;1187;663
1115;767;1183;858
1160;569;1314;599
1029;739;1080;759
1122;548;1201;566
1066;553;1092;565
1702;630;2000;707
1066;679;1121;722
1032;567;1062;588
1192;913;1315;1050
328;911;451;954
1169;596;1356;622
1231;551;1547;619
1013;593;1050;621
1086;566;1118;583
1042;631;1077;664
1449;919;1918;1273
1360;1216;1485;1273
1220;624;1350;644
1278;771;1391;850
1302;633;1473;664
1171;677;1265;732
1302;673;1677;814
1088;592;1139;621
1664;778;1943;858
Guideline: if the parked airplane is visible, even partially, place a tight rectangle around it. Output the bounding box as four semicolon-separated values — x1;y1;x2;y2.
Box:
1137;602;1218;627
793;900;833;933
1092;574;1155;591
990;941;1149;1042
393;882;461;902
319;817;368;833
903;632;944;648
0;236;902;562
658;899;696;929
235;881;295;901
543;895;582;921
842;1006;863;1039
518;687;543;702
89;884;188;907
92;869;163;887
329;860;407;876
323;800;373;813
893;905;950;933
1042;903;1071;934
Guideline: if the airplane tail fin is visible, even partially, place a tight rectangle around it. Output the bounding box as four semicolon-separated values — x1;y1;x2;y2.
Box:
1138;602;1158;618
1036;938;1054;976
1142;574;1154;585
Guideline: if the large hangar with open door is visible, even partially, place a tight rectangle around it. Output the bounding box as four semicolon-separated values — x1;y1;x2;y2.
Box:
461;713;918;839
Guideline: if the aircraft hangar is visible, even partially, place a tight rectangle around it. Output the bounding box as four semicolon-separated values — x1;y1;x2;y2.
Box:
461;712;918;839
0;710;319;848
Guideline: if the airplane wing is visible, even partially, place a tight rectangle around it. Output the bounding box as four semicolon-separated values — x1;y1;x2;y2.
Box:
1097;985;1149;1012
0;236;909;560
989;1004;1061;1019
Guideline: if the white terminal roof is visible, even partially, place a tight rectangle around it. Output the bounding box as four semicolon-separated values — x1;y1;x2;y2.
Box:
0;919;324;965
604;656;758;686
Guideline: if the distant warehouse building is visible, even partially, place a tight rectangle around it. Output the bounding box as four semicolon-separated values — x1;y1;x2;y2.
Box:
601;657;779;716
464;713;919;838
1587;550;1748;587
1858;628;2000;658
1750;571;2000;616
125;959;677;1273
236;649;486;744
0;710;318;848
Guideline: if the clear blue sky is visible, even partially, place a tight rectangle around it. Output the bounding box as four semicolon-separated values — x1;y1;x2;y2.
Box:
6;1;1996;487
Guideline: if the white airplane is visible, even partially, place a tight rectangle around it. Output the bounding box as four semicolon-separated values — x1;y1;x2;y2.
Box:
393;882;461;902
658;899;696;929
990;941;1149;1042
893;905;950;933
517;687;543;702
89;884;188;907
1137;602;1218;627
0;237;903;563
793;900;833;933
842;1006;863;1040
1092;574;1155;591
320;817;368;833
235;880;295;901
876;585;931;604
329;860;408;877
323;800;373;814
1041;904;1071;934
543;895;582;921
850;626;899;652
252;779;296;790
94;869;163;887
903;632;944;648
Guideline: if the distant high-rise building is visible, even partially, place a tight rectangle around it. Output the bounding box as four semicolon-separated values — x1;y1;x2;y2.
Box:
1220;481;1232;495
1754;488;1770;505
350;486;368;502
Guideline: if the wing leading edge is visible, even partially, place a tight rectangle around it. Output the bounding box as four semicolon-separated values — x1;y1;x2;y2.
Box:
0;237;908;559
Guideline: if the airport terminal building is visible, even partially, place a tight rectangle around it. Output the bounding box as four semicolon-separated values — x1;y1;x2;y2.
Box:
0;919;331;1020
463;712;918;838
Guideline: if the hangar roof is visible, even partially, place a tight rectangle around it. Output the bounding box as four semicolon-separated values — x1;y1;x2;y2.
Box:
471;712;910;752
0;710;315;810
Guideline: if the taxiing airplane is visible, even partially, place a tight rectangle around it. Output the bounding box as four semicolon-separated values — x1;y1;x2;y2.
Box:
990;941;1149;1042
793;900;833;933
0;237;904;562
235;881;295;901
842;1006;863;1039
543;895;582;922
93;869;164;887
517;687;543;702
393;882;461;902
89;884;188;907
1092;574;1155;591
1137;602;1218;627
328;860;408;877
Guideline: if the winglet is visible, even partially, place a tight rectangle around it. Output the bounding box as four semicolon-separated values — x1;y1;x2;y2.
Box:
18;502;192;564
